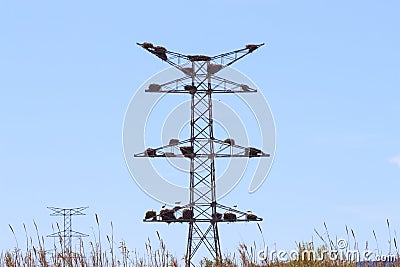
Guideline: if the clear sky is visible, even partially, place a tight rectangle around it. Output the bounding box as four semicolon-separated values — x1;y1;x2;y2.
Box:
1;0;399;263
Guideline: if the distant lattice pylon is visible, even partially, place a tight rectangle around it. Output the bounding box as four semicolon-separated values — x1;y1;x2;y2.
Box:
47;206;88;252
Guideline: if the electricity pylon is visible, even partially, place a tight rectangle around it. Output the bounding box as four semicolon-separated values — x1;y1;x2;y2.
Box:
135;42;269;266
47;207;88;252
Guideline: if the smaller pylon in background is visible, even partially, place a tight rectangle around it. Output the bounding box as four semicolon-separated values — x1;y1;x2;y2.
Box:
47;206;88;252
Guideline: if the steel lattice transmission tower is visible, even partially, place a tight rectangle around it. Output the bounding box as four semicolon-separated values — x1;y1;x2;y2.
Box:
47;207;88;252
135;42;269;266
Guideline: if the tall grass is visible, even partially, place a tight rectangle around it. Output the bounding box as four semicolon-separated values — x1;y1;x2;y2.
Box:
1;219;399;266
2;215;178;267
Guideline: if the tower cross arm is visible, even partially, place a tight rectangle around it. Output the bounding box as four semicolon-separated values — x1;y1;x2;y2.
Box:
137;42;192;72
134;138;270;158
210;43;264;68
214;139;270;158
47;230;88;238
144;76;193;93
47;206;88;216
143;76;257;94
209;76;257;93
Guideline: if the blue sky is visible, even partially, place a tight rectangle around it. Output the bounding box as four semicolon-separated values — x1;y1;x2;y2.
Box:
1;0;399;263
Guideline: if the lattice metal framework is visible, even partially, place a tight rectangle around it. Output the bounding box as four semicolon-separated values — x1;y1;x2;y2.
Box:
47;207;88;252
135;42;269;266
